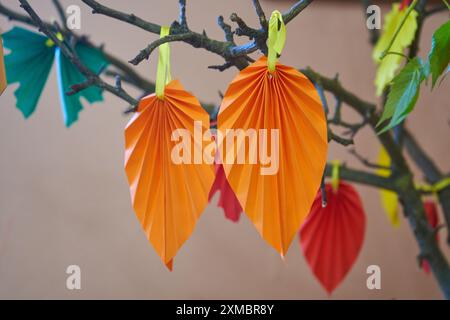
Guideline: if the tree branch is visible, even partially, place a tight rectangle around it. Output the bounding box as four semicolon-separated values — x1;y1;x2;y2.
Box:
17;0;138;107
0;1;154;93
217;15;234;43
51;0;67;28
282;0;315;24
252;0;267;29
324;163;396;191
129;33;193;65
178;0;187;28
80;0;315;69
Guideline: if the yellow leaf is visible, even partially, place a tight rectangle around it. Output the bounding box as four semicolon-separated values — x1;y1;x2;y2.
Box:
373;4;418;96
377;147;400;228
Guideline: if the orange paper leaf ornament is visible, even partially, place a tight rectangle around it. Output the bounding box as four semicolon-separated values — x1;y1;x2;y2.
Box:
124;26;214;269
218;54;328;255
125;80;214;268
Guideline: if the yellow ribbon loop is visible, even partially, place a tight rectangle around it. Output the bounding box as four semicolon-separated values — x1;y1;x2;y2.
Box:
156;26;172;99
45;32;64;47
267;10;286;73
331;160;341;192
416;177;450;194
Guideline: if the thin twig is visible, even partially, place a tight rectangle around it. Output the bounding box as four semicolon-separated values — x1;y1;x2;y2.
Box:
349;148;390;170
179;0;187;28
129;33;193;65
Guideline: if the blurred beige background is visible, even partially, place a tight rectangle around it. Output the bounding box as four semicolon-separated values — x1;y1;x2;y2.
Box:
0;0;449;299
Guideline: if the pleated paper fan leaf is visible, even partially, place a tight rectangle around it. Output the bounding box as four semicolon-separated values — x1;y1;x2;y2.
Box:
124;79;215;268
218;56;328;256
421;201;440;274
56;44;109;127
3;27;55;117
209;163;243;222
300;182;366;294
0;34;6;95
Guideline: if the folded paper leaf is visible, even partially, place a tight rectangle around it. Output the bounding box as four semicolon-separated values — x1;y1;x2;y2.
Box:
373;4;418;96
3;27;54;117
218;56;328;256
0;34;6;95
124;80;214;268
377;147;400;227
300;182;366;294
3;27;108;126
209;163;243;223
421;201;440;274
56;45;107;126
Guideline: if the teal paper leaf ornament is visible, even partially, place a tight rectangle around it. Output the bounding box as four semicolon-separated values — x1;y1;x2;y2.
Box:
56;45;107;126
3;27;54;118
3;27;109;127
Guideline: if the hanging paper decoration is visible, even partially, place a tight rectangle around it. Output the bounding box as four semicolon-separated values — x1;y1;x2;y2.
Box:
209;163;243;222
421;201;440;274
0;33;6;95
124;26;214;269
3;27;108;126
218;11;328;256
300;162;366;294
55;44;108;125
376;147;400;227
372;3;418;96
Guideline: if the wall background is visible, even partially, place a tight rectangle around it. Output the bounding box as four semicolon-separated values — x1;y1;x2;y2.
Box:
0;0;449;299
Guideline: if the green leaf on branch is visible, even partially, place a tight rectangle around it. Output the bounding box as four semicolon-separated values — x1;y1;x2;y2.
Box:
428;19;450;88
377;57;426;134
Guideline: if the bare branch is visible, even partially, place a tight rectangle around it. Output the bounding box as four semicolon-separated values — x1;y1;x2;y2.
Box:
230;13;259;39
425;4;449;17
51;0;66;28
329;131;354;146
252;0;267;29
282;0;314;24
349;148;389;170
66;78;95;96
81;0;161;33
217;16;234;43
208;62;233;72
80;0;315;70
0;1;154;93
179;0;187;28
129;33;193;65
324;163;397;191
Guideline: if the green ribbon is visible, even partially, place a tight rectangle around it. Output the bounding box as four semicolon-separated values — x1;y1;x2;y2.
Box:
156;26;172;99
267;10;286;72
